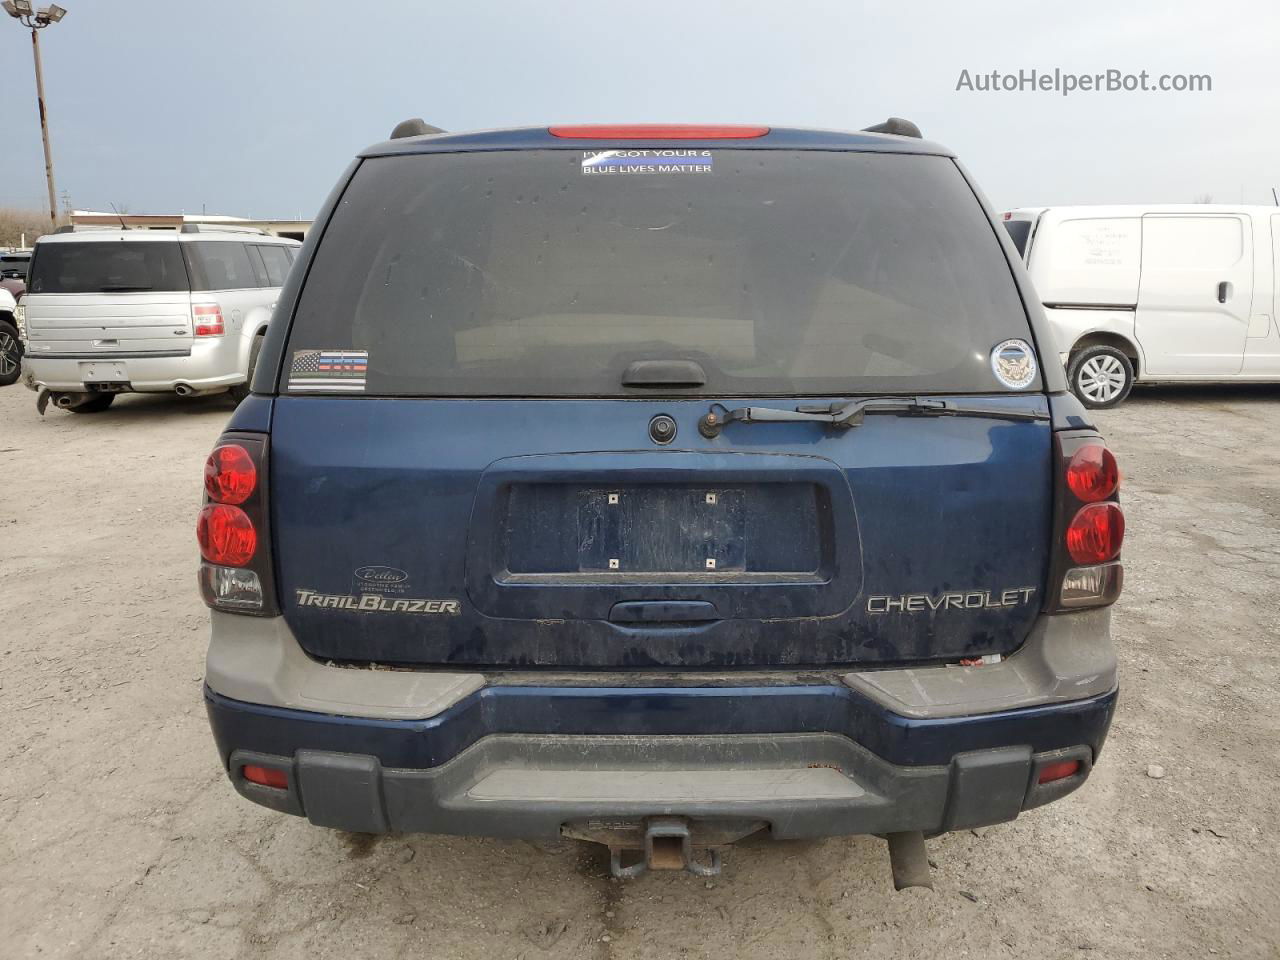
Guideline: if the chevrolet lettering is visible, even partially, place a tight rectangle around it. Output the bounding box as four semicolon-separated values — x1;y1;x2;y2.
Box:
867;587;1037;614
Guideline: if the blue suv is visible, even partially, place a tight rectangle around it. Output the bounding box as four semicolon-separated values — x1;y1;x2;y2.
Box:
198;120;1123;886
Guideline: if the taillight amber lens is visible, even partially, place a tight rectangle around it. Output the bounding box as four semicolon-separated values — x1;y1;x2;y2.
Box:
1065;502;1125;565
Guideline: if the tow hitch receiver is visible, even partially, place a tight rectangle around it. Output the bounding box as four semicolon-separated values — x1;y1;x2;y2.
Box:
609;817;723;879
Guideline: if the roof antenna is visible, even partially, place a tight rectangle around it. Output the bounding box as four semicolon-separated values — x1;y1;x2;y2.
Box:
1272;187;1278;207
108;202;128;230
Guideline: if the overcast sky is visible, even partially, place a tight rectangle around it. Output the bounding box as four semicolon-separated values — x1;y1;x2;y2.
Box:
1;0;1276;219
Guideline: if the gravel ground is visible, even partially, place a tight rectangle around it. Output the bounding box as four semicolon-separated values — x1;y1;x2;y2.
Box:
1;382;1277;959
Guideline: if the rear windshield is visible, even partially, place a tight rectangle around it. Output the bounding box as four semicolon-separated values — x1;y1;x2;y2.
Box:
27;241;189;294
285;150;1034;396
1002;219;1032;258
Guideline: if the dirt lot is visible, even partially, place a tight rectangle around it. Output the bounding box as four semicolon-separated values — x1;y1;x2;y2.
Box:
1;382;1277;960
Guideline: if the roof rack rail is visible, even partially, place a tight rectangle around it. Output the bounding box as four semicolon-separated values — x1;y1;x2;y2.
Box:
179;223;269;236
390;118;445;139
862;117;923;139
51;224;126;233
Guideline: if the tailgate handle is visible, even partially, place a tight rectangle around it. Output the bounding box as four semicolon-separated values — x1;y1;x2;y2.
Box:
609;601;720;624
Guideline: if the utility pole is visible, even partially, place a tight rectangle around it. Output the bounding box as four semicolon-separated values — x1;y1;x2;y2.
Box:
3;2;69;233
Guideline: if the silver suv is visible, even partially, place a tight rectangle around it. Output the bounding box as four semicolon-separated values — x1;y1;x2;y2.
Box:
19;226;299;413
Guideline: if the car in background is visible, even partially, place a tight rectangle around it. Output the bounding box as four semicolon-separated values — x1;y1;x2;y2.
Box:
0;285;19;386
1002;205;1280;407
19;227;299;413
1;250;32;300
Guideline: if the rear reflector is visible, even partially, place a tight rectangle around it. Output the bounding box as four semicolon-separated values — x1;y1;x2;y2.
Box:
242;764;288;789
197;503;257;567
1037;759;1081;784
1066;502;1125;565
548;124;769;139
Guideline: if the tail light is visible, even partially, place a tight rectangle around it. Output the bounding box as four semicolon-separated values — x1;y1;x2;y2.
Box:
1048;434;1124;611
197;434;277;615
1066;503;1125;564
193;304;225;337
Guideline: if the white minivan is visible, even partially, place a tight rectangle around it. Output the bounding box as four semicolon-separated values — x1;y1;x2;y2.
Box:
1002;205;1280;407
19;226;300;413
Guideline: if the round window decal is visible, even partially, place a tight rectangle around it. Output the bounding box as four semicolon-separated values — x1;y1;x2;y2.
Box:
990;339;1037;390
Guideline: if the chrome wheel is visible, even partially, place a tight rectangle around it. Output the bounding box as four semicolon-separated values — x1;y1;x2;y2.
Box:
0;330;19;378
1077;354;1127;404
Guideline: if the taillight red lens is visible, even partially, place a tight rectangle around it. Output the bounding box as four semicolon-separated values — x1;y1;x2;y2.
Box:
1037;759;1081;784
204;444;257;504
1066;444;1119;502
193;304;224;337
1066;502;1125;564
242;764;288;789
548;124;770;139
197;504;257;566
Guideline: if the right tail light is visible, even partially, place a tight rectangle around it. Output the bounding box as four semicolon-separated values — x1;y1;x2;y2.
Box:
197;433;278;616
1048;433;1125;611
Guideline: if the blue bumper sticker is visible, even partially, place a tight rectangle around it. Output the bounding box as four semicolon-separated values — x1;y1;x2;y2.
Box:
582;150;713;175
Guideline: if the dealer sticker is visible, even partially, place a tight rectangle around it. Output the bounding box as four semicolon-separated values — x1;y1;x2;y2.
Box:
582;149;713;175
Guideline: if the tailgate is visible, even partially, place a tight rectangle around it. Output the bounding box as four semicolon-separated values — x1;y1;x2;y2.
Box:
270;396;1052;669
24;292;193;357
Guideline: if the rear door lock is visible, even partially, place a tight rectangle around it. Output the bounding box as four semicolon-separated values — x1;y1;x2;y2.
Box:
649;414;677;444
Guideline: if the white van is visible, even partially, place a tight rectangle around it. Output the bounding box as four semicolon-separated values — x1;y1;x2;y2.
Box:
1002;205;1280;407
19;227;300;413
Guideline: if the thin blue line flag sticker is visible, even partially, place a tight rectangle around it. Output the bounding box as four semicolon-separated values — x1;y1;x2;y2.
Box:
288;349;368;393
582;149;713;175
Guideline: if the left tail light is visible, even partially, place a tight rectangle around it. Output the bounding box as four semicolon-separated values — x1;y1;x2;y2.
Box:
197;433;277;615
1047;432;1125;611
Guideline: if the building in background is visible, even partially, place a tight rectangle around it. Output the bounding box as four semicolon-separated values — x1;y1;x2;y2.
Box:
69;210;311;241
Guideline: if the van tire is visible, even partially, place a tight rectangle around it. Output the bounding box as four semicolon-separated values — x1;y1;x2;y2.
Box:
229;334;264;404
0;319;21;386
66;393;116;414
1068;345;1134;409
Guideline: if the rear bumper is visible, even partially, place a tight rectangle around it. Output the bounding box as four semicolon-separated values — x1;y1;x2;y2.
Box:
21;338;244;392
204;672;1116;840
204;609;1117;838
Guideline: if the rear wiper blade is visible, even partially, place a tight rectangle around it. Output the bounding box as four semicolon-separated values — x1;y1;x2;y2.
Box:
98;284;153;291
698;397;1048;437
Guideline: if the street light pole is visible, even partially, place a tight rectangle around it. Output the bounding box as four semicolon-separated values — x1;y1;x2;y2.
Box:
3;2;69;234
30;25;57;231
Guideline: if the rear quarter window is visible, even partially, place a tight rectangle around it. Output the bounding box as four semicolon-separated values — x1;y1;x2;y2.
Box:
284;149;1036;396
27;241;190;294
1002;220;1032;258
254;244;291;286
183;241;259;291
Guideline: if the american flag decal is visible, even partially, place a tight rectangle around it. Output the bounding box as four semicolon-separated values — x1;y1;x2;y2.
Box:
288;349;368;392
